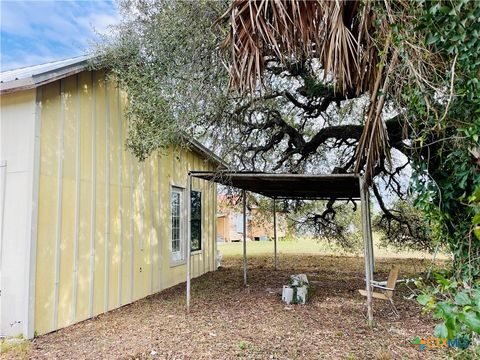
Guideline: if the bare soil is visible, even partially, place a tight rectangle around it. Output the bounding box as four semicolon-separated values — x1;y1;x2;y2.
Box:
3;255;448;359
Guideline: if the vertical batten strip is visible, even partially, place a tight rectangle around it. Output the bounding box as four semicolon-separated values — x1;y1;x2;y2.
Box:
72;75;81;323
129;153;134;302
140;164;145;252
149;159;154;293
53;80;65;330
209;181;212;272
207;178;211;272
117;86;123;306
208;180;211;272
213;182;217;272
206;180;210;272
27;87;42;338
202;168;206;275
104;76;110;312
157;154;161;291
88;73;97;317
186;174;192;312
209;181;212;273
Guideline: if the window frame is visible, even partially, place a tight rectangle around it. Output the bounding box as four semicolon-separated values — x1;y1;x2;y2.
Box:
190;189;202;253
170;186;186;265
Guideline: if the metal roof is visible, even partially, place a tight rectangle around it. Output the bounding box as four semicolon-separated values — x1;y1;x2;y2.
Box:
185;138;228;169
0;55;91;94
191;171;361;200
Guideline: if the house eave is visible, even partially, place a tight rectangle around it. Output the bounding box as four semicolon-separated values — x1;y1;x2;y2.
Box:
0;56;91;94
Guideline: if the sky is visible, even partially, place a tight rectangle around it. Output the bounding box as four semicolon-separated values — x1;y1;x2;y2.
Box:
0;0;120;71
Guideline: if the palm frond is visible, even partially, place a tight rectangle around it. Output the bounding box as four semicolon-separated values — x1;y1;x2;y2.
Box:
219;0;399;185
220;0;365;94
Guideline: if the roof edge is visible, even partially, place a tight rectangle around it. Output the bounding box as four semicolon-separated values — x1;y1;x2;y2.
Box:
186;137;228;169
0;55;92;94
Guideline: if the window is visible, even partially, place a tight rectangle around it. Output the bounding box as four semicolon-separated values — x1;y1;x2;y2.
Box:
190;191;202;251
236;213;244;233
171;188;183;262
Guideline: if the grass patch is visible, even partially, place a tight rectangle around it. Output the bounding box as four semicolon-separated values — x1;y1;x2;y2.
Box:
0;336;31;355
217;235;447;260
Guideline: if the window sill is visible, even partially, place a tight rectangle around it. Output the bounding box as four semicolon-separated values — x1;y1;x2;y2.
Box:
169;250;203;267
170;259;186;268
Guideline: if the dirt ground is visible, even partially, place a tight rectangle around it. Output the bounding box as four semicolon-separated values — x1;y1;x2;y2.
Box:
3;255;449;359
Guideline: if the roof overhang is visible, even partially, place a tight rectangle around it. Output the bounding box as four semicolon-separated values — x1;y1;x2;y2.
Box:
186;138;228;169
1;55;91;94
191;171;361;200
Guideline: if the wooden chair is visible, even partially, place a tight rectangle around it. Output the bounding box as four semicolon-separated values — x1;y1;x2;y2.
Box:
358;265;400;316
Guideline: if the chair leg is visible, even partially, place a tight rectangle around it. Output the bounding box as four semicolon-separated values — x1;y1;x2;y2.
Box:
389;298;399;318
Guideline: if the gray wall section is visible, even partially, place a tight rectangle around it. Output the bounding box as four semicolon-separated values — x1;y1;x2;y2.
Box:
0;89;37;338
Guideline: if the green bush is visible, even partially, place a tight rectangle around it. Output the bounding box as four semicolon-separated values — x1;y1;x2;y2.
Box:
416;272;480;354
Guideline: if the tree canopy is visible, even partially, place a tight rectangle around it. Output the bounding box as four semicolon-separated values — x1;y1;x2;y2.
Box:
94;0;479;272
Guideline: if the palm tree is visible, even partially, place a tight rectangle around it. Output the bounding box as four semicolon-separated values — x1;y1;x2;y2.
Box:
219;0;399;184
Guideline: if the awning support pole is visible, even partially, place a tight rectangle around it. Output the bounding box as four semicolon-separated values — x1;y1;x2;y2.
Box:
242;190;247;286
273;197;278;270
186;173;192;313
359;177;373;326
365;188;374;277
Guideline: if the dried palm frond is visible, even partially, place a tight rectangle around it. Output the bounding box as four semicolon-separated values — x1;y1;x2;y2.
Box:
219;0;365;95
219;0;399;185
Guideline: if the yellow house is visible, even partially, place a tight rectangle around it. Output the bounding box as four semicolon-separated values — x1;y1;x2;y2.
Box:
0;56;224;338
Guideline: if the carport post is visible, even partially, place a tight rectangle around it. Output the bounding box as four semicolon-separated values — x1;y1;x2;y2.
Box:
186;173;192;313
273;197;278;270
359;177;374;326
242;190;247;286
365;189;374;276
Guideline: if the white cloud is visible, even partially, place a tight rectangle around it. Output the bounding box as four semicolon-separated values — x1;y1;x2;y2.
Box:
0;0;120;71
82;12;120;34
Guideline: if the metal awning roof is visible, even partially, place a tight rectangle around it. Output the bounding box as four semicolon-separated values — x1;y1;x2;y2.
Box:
191;171;361;200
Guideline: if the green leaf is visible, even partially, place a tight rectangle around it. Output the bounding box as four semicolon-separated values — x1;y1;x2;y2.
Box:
473;289;480;308
417;294;432;306
434;273;451;287
461;312;480;334
468;187;480;202
475;227;480;241
435;323;448;338
473;213;480;225
437;302;457;337
427;34;440;45
455;291;471;306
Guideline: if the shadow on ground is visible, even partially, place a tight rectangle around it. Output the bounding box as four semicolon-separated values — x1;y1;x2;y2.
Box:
4;255;445;359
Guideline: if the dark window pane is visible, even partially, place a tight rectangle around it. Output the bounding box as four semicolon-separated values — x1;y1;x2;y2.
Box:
190;191;202;251
191;220;201;251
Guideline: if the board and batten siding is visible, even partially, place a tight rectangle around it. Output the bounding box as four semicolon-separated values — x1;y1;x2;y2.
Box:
34;70;217;335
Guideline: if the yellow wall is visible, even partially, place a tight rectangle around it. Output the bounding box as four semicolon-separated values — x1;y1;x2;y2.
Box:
34;70;217;335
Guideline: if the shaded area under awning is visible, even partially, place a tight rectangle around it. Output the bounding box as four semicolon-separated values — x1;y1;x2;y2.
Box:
190;171;361;200
185;170;375;325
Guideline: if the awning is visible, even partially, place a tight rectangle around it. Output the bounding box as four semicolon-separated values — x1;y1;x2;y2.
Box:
186;170;374;324
190;171;361;200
